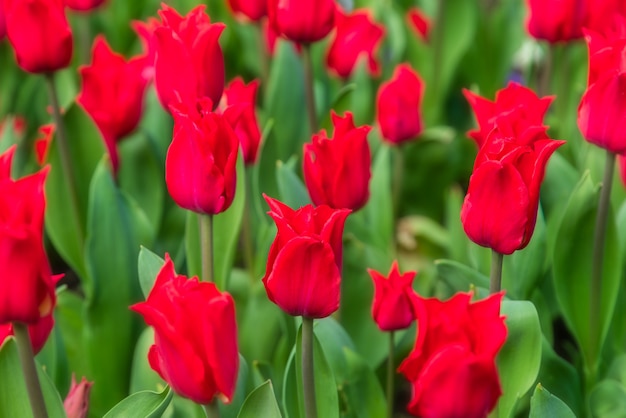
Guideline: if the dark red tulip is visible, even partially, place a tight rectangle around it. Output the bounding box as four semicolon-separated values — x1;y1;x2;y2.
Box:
267;0;336;44
227;0;266;22
64;0;105;11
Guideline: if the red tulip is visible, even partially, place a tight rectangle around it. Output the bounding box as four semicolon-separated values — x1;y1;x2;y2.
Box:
165;98;239;215
221;77;262;165
5;0;73;73
63;375;93;418
526;0;592;43
0;146;55;325
267;0;336;44
227;0;266;22
303;111;371;211
376;63;424;145
263;195;350;318
368;261;416;331
326;9;384;79
463;82;553;148
131;254;239;404
35;124;54;166
132;16;161;81
153;4;225;111
0;313;54;354
407;7;430;41
64;0;105;11
461;111;565;255
399;292;506;418
78;36;148;174
0;0;6;39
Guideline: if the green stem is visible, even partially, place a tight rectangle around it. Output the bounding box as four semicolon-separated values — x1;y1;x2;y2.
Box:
200;214;214;283
589;150;616;378
386;331;395;418
44;73;84;247
13;323;48;418
302;317;318;418
257;21;269;83
202;402;220;418
489;250;504;294
392;145;404;221
537;44;552;98
302;44;318;134
242;173;256;282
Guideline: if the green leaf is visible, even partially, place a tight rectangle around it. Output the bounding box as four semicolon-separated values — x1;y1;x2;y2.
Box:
185;154;246;290
103;386;172;418
589;380;626;418
537;338;582;415
45;103;106;279
529;384;576;418
552;171;622;373
276;156;310;209
83;159;154;415
340;348;387;418
493;300;542;418
435;259;490;291
237;381;282;418
138;247;166;299
363;145;393;257
0;338;67;418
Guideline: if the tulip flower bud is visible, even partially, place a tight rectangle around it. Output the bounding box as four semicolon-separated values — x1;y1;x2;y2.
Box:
368;261;416;331
63;375;93;418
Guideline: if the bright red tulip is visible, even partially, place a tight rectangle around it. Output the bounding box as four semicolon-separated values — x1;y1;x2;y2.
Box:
263;195;350;318
221;77;262;165
368;261;416;331
153;4;225;111
0;0;6;39
463;82;553;148
165;98;239;215
63;375;93;418
0;146;55;325
267;0;336;44
132;16;161;81
64;0;105;11
326;9;384;79
526;0;592;43
399;292;506;418
460;111;565;255
227;0;266;22
407;7;430;41
78;36;148;174
131;254;239;404
303;111;371;211
376;63;424;145
0;313;54;354
5;0;73;73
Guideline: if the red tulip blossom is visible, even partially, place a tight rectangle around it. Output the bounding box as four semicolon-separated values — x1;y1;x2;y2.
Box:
376;63;424;145
267;0;336;44
0;313;54;354
165;98;239;215
131;254;239;404
0;146;55;325
526;0;593;43
228;0;266;22
578;16;626;153
78;36;149;174
221;77;262;165
463;82;553;148
132;16;161;81
399;292;506;418
0;0;6;39
263;195;350;318
461;110;565;255
303;111;371;211
153;4;225;111
5;0;73;73
64;0;105;12
368;261;416;331
407;7;430;41
326;9;385;79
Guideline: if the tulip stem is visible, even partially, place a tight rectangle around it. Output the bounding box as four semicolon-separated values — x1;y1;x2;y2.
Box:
489;250;503;294
200;214;214;284
44;73;85;249
242;173;256;282
386;331;395;418
302;44;318;134
302;317;318;418
13;323;48;418
202;402;220;418
589;150;616;375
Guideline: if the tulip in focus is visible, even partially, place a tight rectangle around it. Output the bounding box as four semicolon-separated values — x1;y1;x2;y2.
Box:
399;292;507;418
153;4;225;111
5;0;73;73
64;0;105;12
131;254;239;404
221;77;262;165
376;63;424;145
368;261;416;331
0;313;54;354
263;195;350;318
63;375;93;418
326;9;385;79
0;146;56;325
267;0;336;44
303;111;371;211
228;0;266;22
165;98;239;215
78;36;149;174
